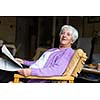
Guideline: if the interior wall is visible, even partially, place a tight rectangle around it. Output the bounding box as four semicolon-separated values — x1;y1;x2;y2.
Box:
69;16;83;37
83;17;100;55
83;17;100;37
0;16;16;43
15;17;37;59
37;16;53;47
0;16;99;59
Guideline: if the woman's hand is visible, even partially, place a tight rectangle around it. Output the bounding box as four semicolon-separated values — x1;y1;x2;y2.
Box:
15;58;24;64
18;68;32;76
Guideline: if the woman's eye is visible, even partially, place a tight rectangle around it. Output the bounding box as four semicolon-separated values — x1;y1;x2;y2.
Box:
61;32;65;34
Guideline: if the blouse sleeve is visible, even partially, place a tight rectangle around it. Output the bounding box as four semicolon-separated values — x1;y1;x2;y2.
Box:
23;60;36;66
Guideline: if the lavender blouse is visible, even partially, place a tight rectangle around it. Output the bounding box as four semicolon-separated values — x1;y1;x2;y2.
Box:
23;48;74;83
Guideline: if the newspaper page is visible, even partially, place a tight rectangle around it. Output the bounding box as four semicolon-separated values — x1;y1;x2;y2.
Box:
0;45;23;71
0;58;22;71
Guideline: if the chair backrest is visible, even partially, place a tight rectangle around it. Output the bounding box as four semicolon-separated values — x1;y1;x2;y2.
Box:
63;49;87;78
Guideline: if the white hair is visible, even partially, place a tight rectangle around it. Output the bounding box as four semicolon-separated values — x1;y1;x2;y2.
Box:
60;25;79;43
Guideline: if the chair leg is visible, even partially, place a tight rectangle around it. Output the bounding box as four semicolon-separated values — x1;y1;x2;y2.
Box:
14;77;20;83
68;80;74;83
58;80;74;83
60;81;67;83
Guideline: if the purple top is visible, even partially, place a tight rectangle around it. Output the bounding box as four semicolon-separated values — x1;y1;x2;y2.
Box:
24;48;74;76
23;48;74;83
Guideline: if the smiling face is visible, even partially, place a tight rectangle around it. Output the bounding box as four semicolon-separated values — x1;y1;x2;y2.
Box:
59;28;73;48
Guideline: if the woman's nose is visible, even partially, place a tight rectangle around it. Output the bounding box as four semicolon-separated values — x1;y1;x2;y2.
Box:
63;33;66;37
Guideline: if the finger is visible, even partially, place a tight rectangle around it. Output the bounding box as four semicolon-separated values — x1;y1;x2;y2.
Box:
18;70;24;75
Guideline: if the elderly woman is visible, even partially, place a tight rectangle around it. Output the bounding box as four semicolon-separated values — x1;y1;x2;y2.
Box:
16;25;79;83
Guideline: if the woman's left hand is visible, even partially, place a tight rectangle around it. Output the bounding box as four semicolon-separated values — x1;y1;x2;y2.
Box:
18;68;32;76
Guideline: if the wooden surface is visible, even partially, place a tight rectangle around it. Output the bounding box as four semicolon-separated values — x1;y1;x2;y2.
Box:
77;67;100;82
82;67;100;74
14;74;74;83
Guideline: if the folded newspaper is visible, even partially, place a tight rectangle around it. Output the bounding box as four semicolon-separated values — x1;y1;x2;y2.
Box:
0;45;23;71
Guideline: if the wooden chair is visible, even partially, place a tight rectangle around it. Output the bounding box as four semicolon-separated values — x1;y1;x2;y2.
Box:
13;49;87;83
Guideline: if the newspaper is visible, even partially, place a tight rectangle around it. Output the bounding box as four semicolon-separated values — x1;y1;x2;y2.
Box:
0;45;23;71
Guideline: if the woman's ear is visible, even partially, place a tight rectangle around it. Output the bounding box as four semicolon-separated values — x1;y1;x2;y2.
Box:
71;41;73;45
71;38;74;44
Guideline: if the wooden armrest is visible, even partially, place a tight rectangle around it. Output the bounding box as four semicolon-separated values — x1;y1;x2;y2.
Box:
14;74;74;83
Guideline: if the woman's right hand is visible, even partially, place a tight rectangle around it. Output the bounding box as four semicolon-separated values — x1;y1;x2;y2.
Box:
15;58;24;64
